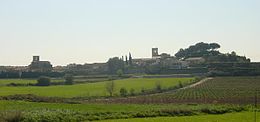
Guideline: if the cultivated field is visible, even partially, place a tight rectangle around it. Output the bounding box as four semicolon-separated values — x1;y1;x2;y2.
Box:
109;77;260;104
0;100;249;121
0;76;259;121
171;77;260;103
98;112;260;122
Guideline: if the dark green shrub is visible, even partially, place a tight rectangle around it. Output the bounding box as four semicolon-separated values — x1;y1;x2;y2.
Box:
64;74;74;85
36;76;51;86
155;81;162;92
130;88;135;96
178;81;183;88
141;87;145;94
116;69;123;77
119;88;128;97
159;109;194;116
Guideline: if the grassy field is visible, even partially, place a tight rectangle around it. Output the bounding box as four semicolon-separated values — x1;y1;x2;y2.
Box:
98;112;260;122
0;76;259;121
0;78;194;98
1;100;243;112
0;100;250;121
0;79;36;85
0;78;63;85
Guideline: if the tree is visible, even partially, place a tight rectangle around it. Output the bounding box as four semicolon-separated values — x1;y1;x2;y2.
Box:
155;81;162;92
64;74;74;85
129;53;133;66
231;51;236;56
107;57;125;74
209;43;221;50
175;42;221;59
130;88;135;96
116;69;123;77
125;55;128;65
179;81;183;88
106;80;115;97
119;87;128;97
36;76;51;86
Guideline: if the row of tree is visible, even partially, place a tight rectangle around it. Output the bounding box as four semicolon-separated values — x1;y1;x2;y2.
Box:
175;42;250;63
107;53;133;74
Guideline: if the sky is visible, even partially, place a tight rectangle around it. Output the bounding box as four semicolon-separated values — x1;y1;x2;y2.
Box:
0;0;259;66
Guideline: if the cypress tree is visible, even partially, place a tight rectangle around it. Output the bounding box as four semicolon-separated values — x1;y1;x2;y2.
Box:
125;55;128;65
129;53;133;66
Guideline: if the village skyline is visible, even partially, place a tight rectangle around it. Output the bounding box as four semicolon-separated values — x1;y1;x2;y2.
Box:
1;0;259;66
0;44;257;67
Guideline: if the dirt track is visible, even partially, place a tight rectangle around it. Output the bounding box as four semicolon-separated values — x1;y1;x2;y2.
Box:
179;77;213;90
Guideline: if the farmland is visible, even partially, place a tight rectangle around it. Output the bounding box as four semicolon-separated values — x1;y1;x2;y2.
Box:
0;76;259;121
109;77;260;104
0;100;249;121
0;77;194;98
98;112;260;122
172;77;260;103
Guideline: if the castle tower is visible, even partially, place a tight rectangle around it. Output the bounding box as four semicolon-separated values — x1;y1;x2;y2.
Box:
33;56;40;62
152;48;159;58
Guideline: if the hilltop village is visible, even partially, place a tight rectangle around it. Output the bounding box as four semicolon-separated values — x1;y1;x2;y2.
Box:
0;42;259;78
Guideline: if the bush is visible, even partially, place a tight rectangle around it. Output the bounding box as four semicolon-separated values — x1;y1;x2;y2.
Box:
178;81;183;88
36;76;51;86
141;87;146;94
130;88;135;96
64;74;74;85
119;88;128;97
155;81;162;92
116;69;123;77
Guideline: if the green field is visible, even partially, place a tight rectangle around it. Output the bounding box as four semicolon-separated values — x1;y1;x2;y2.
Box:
0;78;194;98
1;76;259;122
98;112;260;122
0;79;36;85
1;100;242;112
0;79;63;85
0;100;251;122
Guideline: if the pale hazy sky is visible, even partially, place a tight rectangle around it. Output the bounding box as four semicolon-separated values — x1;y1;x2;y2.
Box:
0;0;259;66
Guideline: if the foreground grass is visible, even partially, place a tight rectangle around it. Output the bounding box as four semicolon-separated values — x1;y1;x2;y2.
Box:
0;100;251;121
0;78;194;98
97;112;260;122
0;100;226;113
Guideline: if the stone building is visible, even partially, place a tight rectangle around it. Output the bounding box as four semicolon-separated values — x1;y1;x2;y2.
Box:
132;48;187;69
152;48;161;58
185;57;205;65
29;56;52;72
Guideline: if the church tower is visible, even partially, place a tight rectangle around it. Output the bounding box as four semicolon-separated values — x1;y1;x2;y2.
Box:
152;48;159;58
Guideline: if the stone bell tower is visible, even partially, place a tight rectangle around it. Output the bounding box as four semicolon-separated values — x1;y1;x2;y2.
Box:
152;48;159;58
33;56;40;62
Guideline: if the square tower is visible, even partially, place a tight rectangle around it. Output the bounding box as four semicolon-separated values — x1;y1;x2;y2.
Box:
152;48;159;58
33;56;40;62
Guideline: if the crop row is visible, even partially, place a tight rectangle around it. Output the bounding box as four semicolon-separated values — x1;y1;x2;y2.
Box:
108;77;260;104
